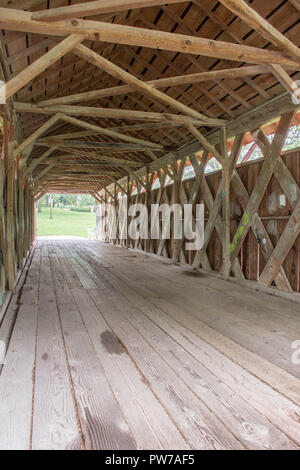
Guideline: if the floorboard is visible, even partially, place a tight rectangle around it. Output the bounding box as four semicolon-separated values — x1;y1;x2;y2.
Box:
0;239;299;450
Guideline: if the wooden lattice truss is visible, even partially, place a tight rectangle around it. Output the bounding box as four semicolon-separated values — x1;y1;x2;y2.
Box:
101;111;300;291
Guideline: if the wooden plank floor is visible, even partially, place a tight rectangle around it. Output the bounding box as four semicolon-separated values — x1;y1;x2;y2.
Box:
0;239;300;450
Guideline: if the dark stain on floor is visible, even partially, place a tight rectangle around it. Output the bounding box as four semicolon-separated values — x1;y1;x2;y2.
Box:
101;330;124;355
182;270;203;277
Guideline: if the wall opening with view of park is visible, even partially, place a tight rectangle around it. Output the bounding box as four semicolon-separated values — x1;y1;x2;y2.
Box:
36;193;97;239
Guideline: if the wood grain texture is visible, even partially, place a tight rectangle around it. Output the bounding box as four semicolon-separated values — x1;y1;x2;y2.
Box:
1;238;300;450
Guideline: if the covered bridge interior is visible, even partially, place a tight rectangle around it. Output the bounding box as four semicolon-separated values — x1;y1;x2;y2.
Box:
0;0;300;450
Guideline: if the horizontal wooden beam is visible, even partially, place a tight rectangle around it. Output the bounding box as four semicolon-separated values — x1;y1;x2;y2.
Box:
37;140;169;151
73;43;216;124
46;153;145;165
0;8;298;67
38;131;102;141
14;102;212;125
218;0;300;62
37;123;182;139
60;114;165;148
46;175;121;181
52;160;141;168
36;65;274;108
32;0;186;22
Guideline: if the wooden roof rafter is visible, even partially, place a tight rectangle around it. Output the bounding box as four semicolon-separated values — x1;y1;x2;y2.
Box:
0;7;298;67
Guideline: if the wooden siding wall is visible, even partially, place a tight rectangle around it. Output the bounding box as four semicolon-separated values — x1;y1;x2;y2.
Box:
98;149;300;293
0;116;35;309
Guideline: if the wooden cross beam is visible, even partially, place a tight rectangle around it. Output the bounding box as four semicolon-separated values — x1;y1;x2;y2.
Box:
14;102;217;126
24;146;58;177
156;159;186;258
251;128;300;208
37;140;168;152
230;170;292;291
244;126;300;289
15;114;62;157
52;159;141;168
92;191;103;204
0;34;83;100
259;199;300;287
146;150;158;162
48;154;142;167
104;187;115;201
188;125;223;164
33;163;56;183
229;112;294;264
269;64;297;96
73;43;221;126
218;0;300;62
38;131;97;141
35;65;279;108
131;170;155;250
192;133;245;269
32;0;187;21
60;114;165;149
0;8;298;67
127;169;147;190
172;151;209;263
34;185;50;201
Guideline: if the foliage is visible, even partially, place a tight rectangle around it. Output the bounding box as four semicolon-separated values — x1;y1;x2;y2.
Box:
39;193;95;208
70;206;92;213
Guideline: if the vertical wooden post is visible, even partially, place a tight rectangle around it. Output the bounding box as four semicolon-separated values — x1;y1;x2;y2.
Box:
126;176;130;249
221;126;231;280
104;190;108;243
31;192;36;244
23;183;29;256
113;183;117;245
6;121;16;290
171;161;180;263
28;190;32;248
145;167;151;253
0;126;8;285
18;167;24;269
0;174;6;293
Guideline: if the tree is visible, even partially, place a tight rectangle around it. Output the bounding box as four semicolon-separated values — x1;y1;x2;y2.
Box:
49;195;53;219
37;199;43;213
79;194;95;206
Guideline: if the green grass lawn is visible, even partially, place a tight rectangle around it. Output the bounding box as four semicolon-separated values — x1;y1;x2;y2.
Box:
36;207;96;238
